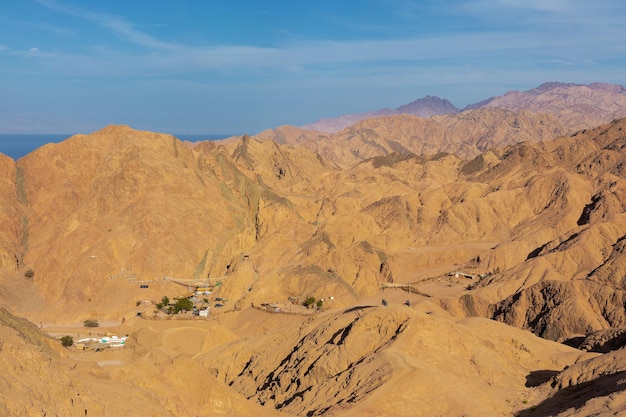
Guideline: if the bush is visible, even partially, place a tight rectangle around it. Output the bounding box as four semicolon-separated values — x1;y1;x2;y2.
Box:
83;319;99;328
304;296;316;307
60;335;74;347
24;269;34;279
316;299;324;308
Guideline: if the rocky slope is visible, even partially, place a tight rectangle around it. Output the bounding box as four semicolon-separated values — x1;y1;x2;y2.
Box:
0;153;23;272
443;118;626;341
13;126;246;317
200;303;592;417
516;346;626;417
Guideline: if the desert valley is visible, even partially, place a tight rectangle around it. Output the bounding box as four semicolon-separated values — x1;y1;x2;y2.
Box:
4;82;626;416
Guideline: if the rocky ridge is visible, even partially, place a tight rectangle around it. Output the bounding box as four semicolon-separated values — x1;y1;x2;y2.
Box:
254;108;566;168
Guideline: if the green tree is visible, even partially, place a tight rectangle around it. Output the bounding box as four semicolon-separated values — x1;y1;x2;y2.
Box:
156;295;170;311
60;335;74;347
304;296;316;307
172;298;194;314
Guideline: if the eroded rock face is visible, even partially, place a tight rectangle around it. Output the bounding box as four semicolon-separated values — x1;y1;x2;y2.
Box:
204;307;407;415
487;230;626;341
461;119;626;341
199;304;591;417
578;327;626;353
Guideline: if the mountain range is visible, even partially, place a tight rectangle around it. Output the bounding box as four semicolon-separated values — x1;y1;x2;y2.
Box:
301;95;460;133
2;82;626;416
302;82;626;133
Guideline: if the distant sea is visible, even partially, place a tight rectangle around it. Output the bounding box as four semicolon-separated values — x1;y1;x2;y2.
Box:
0;134;232;160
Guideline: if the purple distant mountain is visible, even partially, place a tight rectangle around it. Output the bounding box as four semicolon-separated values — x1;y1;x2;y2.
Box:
461;82;626;131
301;82;626;134
302;95;459;133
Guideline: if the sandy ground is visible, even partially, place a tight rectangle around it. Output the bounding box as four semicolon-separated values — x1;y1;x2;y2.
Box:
391;241;495;283
38;245;480;346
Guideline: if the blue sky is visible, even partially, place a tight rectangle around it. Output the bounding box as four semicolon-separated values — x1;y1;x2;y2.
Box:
1;0;625;135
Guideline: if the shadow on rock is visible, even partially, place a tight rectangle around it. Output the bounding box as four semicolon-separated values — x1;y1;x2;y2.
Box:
524;370;559;388
516;371;626;416
343;305;376;314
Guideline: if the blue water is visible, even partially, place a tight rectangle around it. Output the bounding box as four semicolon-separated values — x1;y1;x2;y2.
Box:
0;133;232;160
0;134;70;160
